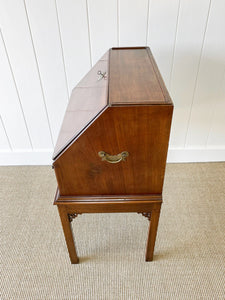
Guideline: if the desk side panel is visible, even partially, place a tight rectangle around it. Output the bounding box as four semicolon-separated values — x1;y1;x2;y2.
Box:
53;105;173;196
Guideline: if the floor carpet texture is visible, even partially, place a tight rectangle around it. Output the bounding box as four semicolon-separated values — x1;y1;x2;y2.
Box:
1;163;225;299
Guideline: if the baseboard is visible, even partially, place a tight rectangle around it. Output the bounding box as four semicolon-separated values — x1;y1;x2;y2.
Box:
0;148;224;165
167;147;225;163
0;149;53;166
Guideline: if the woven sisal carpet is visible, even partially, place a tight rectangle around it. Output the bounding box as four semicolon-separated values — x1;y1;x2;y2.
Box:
1;163;225;299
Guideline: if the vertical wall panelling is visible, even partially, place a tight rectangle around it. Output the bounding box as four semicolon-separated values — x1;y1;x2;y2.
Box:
119;0;149;47
0;0;53;149
87;0;117;64
147;0;180;87
0;117;11;150
185;0;225;147
207;72;225;146
117;0;120;46
25;0;69;144
0;1;224;164
169;0;211;148
56;0;91;92
0;31;31;150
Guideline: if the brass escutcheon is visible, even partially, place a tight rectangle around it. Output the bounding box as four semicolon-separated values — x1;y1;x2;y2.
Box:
98;151;129;164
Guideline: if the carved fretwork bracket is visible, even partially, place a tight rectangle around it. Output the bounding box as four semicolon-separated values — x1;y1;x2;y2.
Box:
68;213;81;222
138;212;151;221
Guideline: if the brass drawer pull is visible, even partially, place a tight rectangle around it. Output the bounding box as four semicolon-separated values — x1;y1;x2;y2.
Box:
98;151;129;164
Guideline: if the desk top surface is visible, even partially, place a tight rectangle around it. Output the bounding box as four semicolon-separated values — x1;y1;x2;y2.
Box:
109;47;166;105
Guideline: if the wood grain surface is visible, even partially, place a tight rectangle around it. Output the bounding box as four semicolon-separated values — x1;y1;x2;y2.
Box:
109;47;166;105
53;105;173;195
53;47;173;263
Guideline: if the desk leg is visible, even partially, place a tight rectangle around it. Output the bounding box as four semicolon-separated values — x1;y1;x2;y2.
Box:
57;206;79;264
145;208;161;261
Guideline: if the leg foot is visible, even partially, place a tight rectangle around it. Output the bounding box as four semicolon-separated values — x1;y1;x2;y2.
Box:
58;206;79;264
145;208;161;262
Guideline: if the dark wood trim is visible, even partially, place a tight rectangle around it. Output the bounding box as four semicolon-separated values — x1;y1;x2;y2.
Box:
111;46;147;50
54;188;162;204
110;102;173;107
54;190;162;214
58;202;161;214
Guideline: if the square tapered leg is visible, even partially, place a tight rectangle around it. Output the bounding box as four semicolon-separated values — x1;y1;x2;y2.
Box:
58;206;79;264
145;207;161;261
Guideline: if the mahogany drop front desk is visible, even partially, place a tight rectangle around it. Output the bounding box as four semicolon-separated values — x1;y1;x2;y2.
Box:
53;47;173;264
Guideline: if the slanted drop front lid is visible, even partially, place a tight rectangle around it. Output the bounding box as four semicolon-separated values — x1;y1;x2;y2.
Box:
52;51;109;160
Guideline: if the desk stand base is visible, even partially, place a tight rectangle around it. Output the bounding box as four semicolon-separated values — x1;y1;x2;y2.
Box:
54;190;162;264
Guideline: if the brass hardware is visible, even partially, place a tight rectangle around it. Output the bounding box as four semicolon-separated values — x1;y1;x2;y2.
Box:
98;151;129;164
97;70;107;80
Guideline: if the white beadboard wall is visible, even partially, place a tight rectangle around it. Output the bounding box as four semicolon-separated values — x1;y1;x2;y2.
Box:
0;0;224;165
